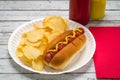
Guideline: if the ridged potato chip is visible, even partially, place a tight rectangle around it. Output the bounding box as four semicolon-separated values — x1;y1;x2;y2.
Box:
19;55;32;67
33;24;43;29
22;46;41;60
26;29;44;42
47;31;62;43
22;33;27;38
19;38;25;46
16;48;23;57
32;56;44;71
40;36;48;45
63;18;69;27
25;38;41;47
43;26;53;32
43;16;68;32
17;44;24;51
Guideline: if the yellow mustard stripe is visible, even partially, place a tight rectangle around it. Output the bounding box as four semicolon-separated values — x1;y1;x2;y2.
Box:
48;28;83;52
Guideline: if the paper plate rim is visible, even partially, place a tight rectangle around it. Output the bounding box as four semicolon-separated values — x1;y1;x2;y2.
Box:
8;18;96;74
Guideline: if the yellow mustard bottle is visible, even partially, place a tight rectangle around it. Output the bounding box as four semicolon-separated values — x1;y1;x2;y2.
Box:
90;0;106;20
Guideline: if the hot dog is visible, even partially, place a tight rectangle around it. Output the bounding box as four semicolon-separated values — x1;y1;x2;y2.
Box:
43;28;86;70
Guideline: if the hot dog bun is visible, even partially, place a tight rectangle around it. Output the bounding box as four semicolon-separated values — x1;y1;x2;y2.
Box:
43;28;86;70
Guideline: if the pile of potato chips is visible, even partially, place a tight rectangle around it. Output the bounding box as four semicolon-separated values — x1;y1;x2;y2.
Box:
16;16;68;71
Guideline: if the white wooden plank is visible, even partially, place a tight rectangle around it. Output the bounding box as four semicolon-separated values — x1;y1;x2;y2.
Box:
0;11;68;20
0;1;69;10
0;73;96;80
0;59;32;73
87;20;120;27
0;74;23;80
104;11;120;20
0;21;25;33
0;20;120;45
0;0;118;79
0;20;120;33
0;45;10;58
0;11;120;20
0;59;95;73
23;73;96;80
107;1;120;10
0;33;11;45
0;1;119;10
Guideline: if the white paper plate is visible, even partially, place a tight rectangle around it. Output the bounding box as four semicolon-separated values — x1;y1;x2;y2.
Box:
8;19;96;74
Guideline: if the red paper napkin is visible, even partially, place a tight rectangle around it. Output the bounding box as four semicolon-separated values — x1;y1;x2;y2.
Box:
89;27;120;78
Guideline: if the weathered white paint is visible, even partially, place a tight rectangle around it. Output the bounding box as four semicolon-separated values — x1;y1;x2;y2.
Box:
0;0;119;79
0;73;96;80
0;59;95;73
0;11;120;20
0;20;120;45
0;1;119;10
0;21;120;33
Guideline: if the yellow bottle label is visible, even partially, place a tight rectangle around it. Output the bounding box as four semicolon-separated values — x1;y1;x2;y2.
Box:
90;0;106;20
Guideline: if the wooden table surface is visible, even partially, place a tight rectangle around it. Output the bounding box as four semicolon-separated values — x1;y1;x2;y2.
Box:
0;0;120;80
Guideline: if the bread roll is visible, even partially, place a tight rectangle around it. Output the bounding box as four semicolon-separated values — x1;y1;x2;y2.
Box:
43;28;86;69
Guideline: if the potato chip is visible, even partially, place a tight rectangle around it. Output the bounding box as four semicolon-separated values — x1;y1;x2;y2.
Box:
17;44;25;52
22;33;27;38
33;24;43;29
19;37;25;46
43;16;68;32
19;55;32;67
26;29;44;42
43;32;50;38
39;45;46;55
63;18;69;27
25;38;41;47
43;27;53;32
16;49;23;57
47;31;61;43
40;36;48;45
32;56;44;71
22;46;41;59
38;37;48;55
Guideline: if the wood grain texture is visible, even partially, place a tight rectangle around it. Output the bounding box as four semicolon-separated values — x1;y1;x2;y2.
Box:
0;11;120;20
0;21;120;33
0;1;69;10
0;59;95;73
0;73;96;80
0;1;119;10
0;20;120;45
0;0;120;79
